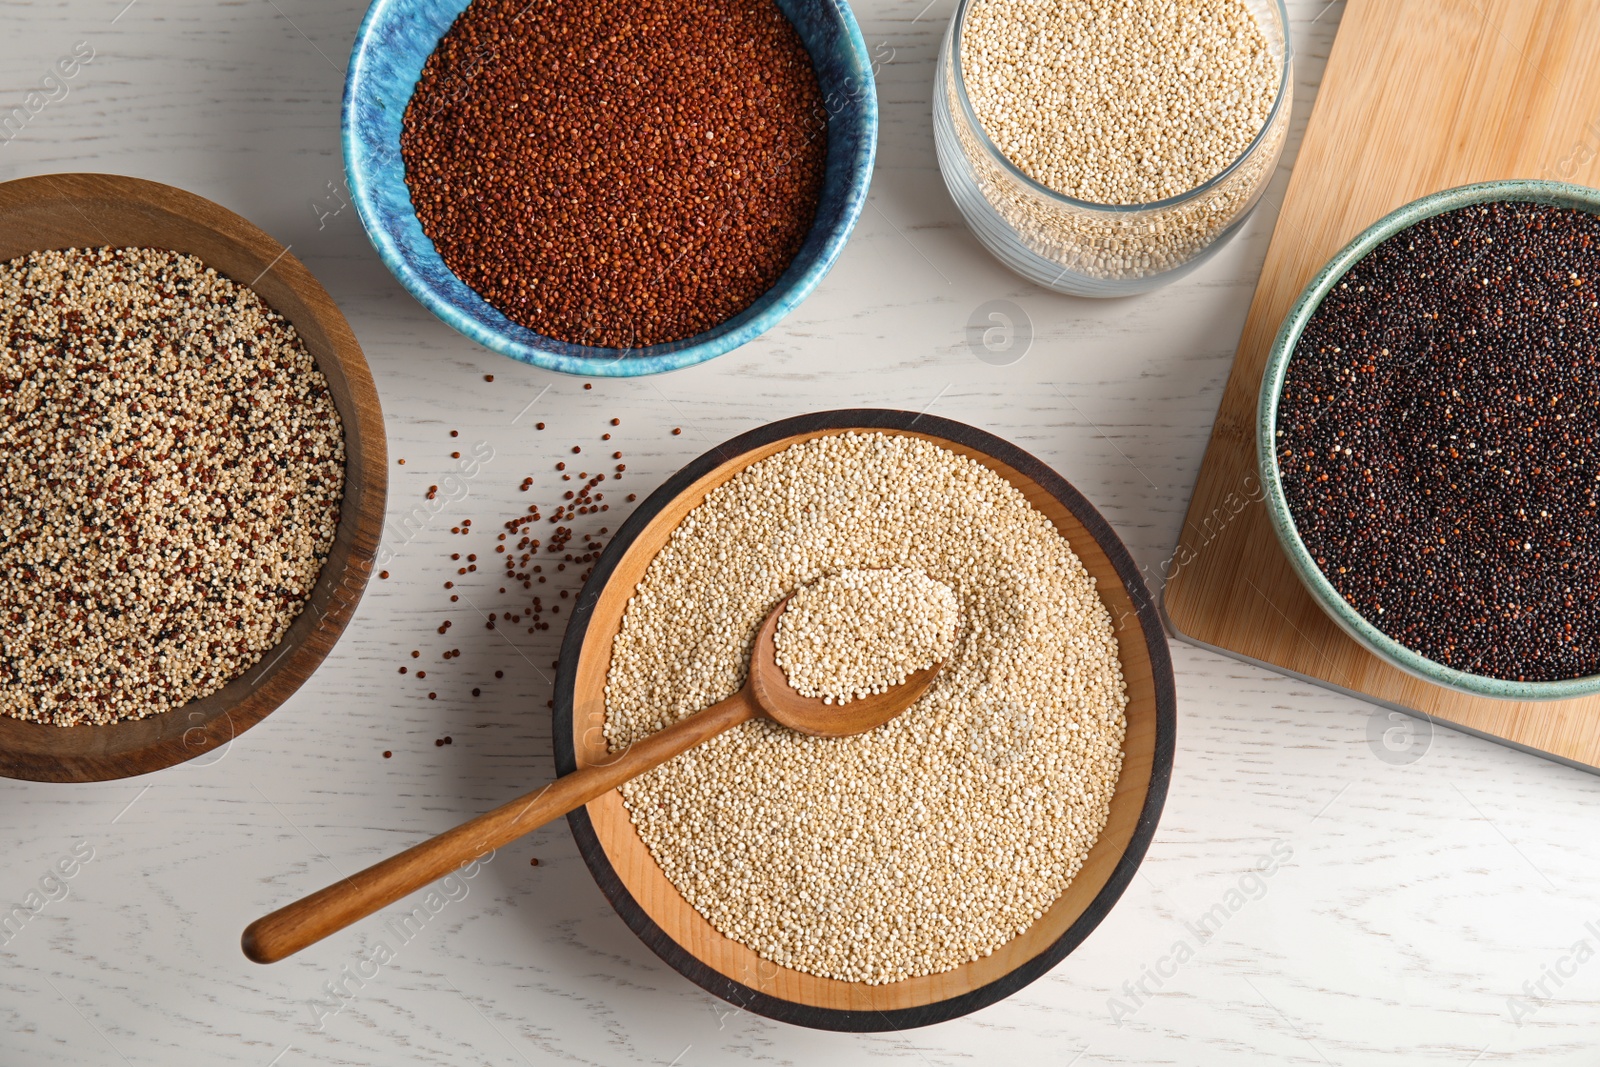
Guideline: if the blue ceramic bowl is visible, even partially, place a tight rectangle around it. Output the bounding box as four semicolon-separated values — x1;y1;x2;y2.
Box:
342;0;877;377
1259;179;1600;701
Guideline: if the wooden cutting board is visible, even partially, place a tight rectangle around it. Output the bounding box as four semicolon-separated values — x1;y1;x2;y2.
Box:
1164;0;1600;771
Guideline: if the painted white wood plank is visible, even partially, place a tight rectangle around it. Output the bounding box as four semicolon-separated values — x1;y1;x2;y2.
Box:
2;1;1596;1063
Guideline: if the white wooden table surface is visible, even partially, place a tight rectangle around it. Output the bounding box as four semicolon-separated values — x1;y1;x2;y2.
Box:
3;1;1598;1063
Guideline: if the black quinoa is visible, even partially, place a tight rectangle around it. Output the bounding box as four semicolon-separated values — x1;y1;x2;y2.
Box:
1276;200;1600;682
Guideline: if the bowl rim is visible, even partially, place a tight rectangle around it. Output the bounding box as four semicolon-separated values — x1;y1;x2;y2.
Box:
0;171;387;781
340;0;878;378
1257;178;1600;701
944;0;1292;214
552;407;1176;1030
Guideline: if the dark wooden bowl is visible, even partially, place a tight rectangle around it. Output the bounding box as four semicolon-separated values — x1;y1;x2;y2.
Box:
0;173;387;782
554;409;1175;1030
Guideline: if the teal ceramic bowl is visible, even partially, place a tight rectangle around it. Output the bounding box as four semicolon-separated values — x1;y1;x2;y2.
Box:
342;0;876;377
1258;179;1600;701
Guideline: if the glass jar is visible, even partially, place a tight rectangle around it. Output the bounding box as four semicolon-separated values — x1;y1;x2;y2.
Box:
933;0;1293;297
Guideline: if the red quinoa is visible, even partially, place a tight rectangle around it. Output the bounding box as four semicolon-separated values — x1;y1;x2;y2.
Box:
401;0;827;348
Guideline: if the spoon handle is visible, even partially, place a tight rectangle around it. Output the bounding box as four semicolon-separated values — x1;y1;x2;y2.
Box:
241;690;759;964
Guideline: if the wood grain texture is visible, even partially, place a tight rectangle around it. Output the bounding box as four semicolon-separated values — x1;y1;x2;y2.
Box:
1164;0;1600;771
747;593;945;739
553;410;1176;1030
0;173;387;783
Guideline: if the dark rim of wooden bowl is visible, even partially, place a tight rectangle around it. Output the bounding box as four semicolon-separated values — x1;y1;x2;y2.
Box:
554;408;1176;1031
0;173;387;783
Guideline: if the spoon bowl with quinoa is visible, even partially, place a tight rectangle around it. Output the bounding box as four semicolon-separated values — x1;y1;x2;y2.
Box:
554;409;1175;1030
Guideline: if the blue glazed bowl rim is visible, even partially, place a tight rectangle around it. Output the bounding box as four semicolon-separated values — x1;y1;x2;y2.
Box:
1257;178;1600;701
340;0;877;378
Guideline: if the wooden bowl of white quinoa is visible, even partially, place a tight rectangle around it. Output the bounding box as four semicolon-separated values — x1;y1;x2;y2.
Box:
554;409;1174;1030
0;173;386;782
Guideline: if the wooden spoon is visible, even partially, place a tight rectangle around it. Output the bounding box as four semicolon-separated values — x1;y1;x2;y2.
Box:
241;594;943;963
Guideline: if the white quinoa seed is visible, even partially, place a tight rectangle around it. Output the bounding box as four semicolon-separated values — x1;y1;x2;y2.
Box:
0;247;345;727
775;567;959;705
961;0;1278;204
944;0;1290;281
603;432;1127;985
